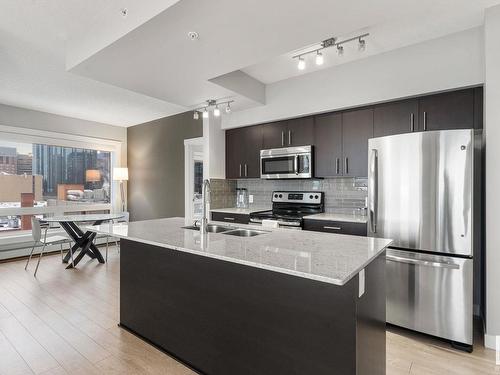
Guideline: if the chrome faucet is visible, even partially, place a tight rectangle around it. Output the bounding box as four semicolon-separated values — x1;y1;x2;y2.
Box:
200;179;211;235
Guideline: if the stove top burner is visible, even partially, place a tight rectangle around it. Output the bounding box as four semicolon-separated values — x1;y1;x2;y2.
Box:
249;191;325;228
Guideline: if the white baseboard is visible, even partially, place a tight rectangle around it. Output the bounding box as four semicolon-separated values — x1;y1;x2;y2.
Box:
484;333;498;350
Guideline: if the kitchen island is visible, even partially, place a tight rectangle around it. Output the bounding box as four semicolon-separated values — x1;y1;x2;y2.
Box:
89;217;392;375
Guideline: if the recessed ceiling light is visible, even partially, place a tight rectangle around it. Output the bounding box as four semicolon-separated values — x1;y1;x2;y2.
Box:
188;31;199;41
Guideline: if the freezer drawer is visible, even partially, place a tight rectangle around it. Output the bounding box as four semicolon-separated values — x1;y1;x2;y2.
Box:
386;249;473;345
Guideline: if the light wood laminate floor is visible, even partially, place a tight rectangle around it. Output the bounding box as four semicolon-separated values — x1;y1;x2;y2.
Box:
0;249;497;375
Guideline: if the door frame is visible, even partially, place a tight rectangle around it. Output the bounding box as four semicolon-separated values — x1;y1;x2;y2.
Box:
184;137;204;225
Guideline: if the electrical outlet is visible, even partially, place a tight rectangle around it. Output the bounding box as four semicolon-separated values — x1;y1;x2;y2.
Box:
249;195;254;203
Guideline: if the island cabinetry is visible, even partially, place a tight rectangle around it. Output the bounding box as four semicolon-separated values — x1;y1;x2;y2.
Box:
120;238;386;375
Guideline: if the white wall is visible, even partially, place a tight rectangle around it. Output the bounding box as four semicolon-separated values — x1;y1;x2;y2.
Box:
223;27;484;129
484;4;500;350
203;114;226;180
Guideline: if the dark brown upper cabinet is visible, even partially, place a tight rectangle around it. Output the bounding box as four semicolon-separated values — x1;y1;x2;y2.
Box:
341;108;374;178
262;121;287;149
286;117;314;147
418;89;475;131
262;117;314;149
226;125;262;179
314;113;343;177
373;99;418;138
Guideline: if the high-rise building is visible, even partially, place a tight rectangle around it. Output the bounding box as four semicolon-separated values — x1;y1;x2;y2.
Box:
16;154;33;175
0;147;17;175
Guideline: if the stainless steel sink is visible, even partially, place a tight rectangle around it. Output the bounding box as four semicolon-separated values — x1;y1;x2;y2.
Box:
222;228;269;237
182;224;233;233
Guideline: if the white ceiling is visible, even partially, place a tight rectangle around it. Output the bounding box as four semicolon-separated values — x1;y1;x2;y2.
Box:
1;0;499;127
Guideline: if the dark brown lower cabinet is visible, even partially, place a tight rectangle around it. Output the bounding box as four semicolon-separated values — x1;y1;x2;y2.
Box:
211;212;249;224
304;219;368;236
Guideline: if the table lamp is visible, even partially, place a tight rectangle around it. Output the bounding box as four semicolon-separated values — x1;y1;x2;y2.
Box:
85;169;101;190
113;167;128;212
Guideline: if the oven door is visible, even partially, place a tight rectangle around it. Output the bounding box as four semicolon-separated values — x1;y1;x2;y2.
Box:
260;146;312;179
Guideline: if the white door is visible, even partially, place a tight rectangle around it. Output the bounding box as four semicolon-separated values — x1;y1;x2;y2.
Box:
184;138;204;224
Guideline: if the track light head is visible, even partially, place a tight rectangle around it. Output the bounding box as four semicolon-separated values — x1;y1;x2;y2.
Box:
193;111;199;120
297;56;306;70
225;102;231;113
315;51;324;66
337;44;344;56
358;37;366;52
213;106;220;117
202;108;209;119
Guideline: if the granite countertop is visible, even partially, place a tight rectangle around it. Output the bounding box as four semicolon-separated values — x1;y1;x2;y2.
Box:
210;207;270;215
303;213;368;223
88;217;391;286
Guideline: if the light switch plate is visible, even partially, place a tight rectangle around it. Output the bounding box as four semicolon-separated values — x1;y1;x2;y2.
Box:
249;195;254;203
358;269;365;298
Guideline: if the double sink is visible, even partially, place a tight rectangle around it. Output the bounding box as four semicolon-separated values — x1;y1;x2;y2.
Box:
183;224;268;237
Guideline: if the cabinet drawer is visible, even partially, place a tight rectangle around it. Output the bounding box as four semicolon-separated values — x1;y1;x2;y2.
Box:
303;219;367;236
211;212;249;224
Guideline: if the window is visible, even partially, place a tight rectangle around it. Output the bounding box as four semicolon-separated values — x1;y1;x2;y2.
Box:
0;140;112;234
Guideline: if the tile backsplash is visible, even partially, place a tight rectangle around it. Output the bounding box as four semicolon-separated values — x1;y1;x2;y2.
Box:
210;178;368;215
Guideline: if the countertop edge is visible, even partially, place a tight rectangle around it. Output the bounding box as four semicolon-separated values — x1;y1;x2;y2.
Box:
88;224;390;286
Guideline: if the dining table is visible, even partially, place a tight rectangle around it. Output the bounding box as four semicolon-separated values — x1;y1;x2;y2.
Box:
43;213;125;268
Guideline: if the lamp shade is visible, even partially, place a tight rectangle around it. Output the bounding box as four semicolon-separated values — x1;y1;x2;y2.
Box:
113;167;129;181
85;169;101;182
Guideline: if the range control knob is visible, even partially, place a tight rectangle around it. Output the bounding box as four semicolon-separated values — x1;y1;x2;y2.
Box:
279;194;283;198
274;194;278;198
315;195;319;199
309;195;314;199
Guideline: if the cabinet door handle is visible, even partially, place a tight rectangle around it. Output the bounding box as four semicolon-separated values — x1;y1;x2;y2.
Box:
423;111;427;131
410;113;415;132
324;226;341;230
223;217;235;221
335;158;340;174
244;164;248;177
288;130;292;145
239;164;242;177
281;131;285;146
345;157;349;174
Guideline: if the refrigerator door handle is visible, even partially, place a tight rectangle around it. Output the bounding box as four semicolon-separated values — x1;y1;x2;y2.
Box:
386;254;460;270
368;149;378;233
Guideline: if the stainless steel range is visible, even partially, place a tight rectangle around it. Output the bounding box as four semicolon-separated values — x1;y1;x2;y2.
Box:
250;191;324;229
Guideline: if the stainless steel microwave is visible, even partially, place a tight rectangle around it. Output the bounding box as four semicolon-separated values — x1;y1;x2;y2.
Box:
260;146;313;179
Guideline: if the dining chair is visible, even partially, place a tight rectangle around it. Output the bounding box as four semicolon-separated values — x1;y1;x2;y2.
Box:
25;217;74;277
107;212;129;261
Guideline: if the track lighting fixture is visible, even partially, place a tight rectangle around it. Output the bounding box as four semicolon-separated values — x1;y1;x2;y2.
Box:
315;51;324;66
358;37;366;52
297;56;306;70
193;99;235;119
337;44;344;56
293;33;369;70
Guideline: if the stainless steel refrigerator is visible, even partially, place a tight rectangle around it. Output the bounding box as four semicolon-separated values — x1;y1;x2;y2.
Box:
367;129;482;348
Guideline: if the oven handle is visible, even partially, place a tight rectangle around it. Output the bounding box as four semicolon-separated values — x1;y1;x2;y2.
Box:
294;155;299;175
386;254;460;269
